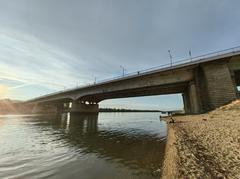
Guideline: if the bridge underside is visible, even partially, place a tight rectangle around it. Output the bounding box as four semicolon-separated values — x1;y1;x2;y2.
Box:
79;82;188;103
31;81;201;114
32;82;188;114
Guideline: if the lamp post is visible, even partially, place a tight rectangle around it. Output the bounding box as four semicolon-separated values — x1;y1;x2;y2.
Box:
94;76;97;84
120;65;126;77
168;50;173;67
189;50;192;62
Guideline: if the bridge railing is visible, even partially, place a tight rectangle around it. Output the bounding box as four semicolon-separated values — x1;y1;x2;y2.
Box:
28;45;240;101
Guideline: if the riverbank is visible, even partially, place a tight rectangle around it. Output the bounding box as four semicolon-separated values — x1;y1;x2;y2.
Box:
161;100;240;179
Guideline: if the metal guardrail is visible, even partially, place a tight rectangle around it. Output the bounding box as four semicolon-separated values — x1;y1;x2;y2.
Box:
28;46;240;101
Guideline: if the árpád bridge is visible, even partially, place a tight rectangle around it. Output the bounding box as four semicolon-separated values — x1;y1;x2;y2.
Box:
27;47;240;114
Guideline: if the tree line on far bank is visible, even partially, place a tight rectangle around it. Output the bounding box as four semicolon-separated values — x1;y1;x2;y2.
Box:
99;108;162;112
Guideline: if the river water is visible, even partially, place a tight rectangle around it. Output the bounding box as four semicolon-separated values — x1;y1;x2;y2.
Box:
0;112;166;179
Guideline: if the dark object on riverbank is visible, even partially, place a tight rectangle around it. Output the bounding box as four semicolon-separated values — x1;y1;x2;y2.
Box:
169;116;175;123
167;113;175;123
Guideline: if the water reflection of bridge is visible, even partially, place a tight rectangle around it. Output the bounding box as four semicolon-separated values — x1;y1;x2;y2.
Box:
35;113;166;173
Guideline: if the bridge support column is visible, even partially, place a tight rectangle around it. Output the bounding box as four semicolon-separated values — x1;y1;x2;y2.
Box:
32;103;58;114
71;101;99;114
32;103;43;114
196;61;238;111
56;103;65;113
183;81;201;114
182;92;190;114
188;81;201;113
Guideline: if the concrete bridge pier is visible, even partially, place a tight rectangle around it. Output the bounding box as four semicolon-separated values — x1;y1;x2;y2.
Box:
56;102;71;113
32;103;43;114
56;103;70;113
199;61;238;111
32;103;58;114
71;101;99;114
182;81;200;114
182;92;190;114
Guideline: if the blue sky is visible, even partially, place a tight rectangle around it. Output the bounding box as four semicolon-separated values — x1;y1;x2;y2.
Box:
0;0;240;110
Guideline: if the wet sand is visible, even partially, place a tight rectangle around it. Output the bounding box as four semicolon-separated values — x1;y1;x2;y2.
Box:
161;100;240;179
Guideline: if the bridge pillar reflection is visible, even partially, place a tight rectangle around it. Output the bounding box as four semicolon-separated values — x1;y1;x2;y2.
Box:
71;101;99;114
69;113;98;132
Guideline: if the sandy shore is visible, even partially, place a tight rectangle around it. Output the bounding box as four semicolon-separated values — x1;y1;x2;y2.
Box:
161;100;240;179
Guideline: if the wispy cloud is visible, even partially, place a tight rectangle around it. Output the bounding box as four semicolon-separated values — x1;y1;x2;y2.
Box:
0;28;96;99
8;83;33;90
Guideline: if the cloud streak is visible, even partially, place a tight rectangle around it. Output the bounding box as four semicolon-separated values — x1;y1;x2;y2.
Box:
0;28;95;91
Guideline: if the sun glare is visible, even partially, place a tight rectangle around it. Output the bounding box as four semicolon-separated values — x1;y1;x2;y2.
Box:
0;85;8;98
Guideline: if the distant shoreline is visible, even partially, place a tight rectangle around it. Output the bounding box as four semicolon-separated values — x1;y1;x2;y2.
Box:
99;108;182;113
99;108;163;112
0;99;181;114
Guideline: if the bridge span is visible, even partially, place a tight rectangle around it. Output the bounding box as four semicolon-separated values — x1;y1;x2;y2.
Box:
27;48;240;114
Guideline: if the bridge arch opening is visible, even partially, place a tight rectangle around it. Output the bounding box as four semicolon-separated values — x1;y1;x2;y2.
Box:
99;94;184;112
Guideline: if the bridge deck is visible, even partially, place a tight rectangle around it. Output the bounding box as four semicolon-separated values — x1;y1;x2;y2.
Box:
27;46;240;103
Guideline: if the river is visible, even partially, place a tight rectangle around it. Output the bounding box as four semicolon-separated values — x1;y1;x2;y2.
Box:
0;112;166;179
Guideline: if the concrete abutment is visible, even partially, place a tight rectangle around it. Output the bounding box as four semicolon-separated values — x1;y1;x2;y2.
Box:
199;61;237;111
183;59;239;114
182;81;201;114
32;103;58;114
185;60;239;114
